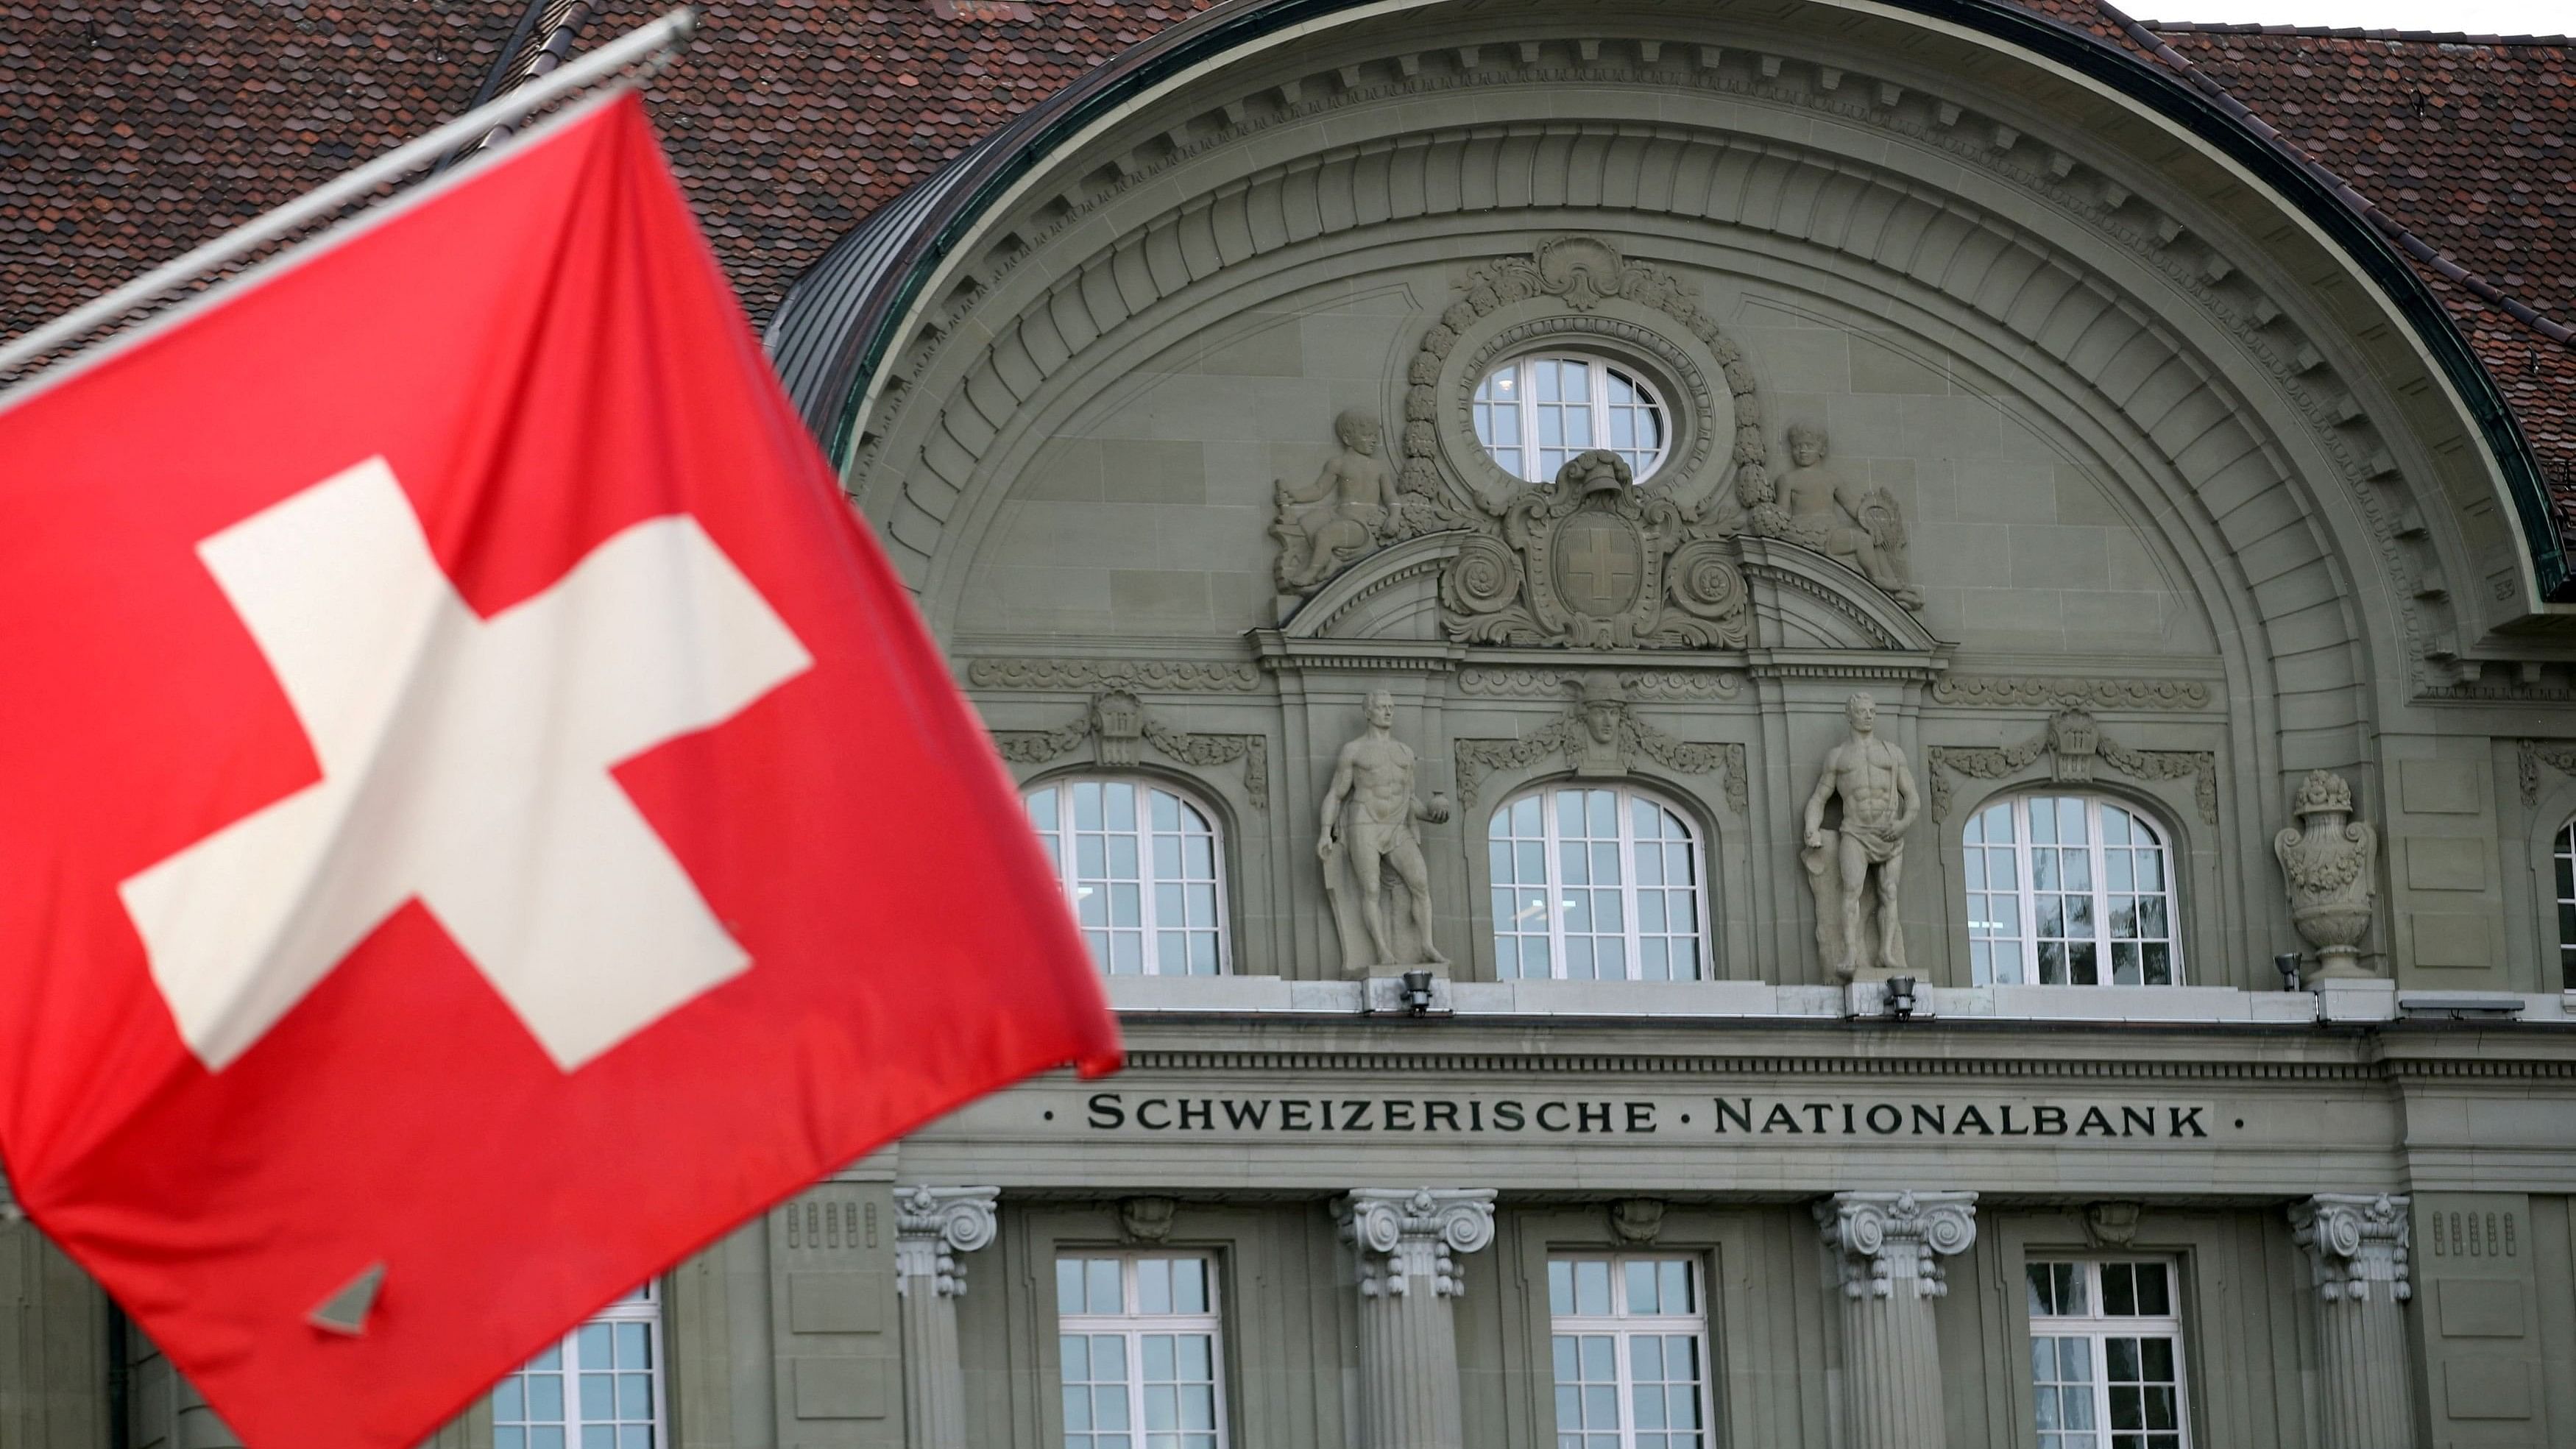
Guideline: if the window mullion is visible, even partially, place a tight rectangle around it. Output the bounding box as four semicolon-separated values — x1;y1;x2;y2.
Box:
1136;812;1163;975
1545;792;1567;979
2089;800;2112;962
2015;798;2038;985
1618;797;1640;982
1520;366;1540;481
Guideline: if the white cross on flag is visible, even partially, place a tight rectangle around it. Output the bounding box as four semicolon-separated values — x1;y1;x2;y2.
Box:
0;93;1117;1449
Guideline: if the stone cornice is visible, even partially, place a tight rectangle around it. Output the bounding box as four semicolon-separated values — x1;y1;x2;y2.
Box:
1118;1046;2391;1083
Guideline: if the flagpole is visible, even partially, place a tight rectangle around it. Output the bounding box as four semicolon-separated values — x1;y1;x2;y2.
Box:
0;7;698;381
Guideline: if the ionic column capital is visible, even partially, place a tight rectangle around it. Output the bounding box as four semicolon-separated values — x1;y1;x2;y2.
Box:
894;1186;999;1299
1814;1190;1978;1300
1336;1188;1497;1300
2290;1193;2413;1305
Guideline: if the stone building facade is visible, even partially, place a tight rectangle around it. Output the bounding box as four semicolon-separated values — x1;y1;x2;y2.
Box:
9;1;2576;1448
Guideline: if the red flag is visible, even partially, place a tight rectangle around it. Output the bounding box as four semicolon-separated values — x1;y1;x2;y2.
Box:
0;92;1117;1448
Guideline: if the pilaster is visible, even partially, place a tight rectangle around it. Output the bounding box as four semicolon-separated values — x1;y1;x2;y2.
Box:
1334;1188;1497;1449
891;1187;997;1449
1814;1190;1976;1449
2289;1194;2417;1449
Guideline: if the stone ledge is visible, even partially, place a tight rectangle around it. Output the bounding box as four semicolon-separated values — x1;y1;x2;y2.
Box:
1102;973;2574;1025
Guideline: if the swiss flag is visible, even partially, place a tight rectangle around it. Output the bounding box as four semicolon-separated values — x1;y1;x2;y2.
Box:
0;93;1117;1448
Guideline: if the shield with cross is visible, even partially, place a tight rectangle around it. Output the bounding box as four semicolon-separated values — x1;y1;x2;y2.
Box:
1551;509;1647;619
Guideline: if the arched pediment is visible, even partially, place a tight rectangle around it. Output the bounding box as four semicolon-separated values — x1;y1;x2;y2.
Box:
1737;537;1945;654
1281;531;1465;642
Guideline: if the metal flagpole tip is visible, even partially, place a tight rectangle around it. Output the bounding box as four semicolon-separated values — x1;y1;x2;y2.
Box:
308;1261;388;1336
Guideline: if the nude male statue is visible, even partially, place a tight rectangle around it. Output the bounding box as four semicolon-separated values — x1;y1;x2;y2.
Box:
1777;423;1921;606
1802;692;1919;977
1318;689;1451;966
1273;410;1395;590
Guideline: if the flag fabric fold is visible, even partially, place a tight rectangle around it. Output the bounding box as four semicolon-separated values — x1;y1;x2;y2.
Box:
0;91;1117;1449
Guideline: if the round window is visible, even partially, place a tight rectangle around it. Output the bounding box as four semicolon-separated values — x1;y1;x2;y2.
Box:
1471;354;1670;484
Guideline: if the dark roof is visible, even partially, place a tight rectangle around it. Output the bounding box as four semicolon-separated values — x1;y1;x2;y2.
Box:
4;0;2569;563
0;0;1214;339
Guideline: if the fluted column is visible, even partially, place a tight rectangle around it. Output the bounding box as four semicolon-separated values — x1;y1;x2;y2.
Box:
1814;1191;1977;1449
2290;1194;2416;1449
1335;1188;1498;1449
893;1186;998;1449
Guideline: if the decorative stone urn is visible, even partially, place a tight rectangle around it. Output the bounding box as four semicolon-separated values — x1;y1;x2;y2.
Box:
2273;769;2379;979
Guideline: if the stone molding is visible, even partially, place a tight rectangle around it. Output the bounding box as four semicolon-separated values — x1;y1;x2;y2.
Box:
894;1186;999;1300
1926;708;2218;823
963;658;1263;692
2516;737;2576;806
865;40;2463;691
2289;1193;2412;1305
1335;1188;1498;1300
1814;1190;1977;1300
1931;676;2214;711
993;690;1269;809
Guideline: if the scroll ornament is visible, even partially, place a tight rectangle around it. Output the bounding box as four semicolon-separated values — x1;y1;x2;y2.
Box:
1337;1188;1497;1300
989;690;1268;809
2274;769;2377;977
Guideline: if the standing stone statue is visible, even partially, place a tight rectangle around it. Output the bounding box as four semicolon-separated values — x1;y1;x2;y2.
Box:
1777;422;1921;608
1272;410;1395;591
1802;692;1919;980
1319;689;1451;971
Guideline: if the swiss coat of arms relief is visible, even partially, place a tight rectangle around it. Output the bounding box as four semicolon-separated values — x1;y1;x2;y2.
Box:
1440;450;1750;648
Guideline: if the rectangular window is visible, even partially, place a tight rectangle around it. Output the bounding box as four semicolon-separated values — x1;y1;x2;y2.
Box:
1056;1253;1226;1449
492;1284;664;1449
1547;1255;1712;1449
2027;1260;2189;1449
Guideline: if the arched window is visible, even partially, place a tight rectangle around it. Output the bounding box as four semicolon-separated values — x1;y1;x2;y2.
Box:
1025;778;1226;977
2555;821;2576;989
1472;355;1669;483
1489;784;1706;981
1962;794;2180;986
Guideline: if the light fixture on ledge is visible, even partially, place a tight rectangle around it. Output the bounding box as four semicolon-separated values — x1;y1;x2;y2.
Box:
1882;976;1918;1020
2274;952;2305;991
1401;969;1435;1016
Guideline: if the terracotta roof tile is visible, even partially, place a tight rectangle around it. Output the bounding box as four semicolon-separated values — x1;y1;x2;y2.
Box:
2142;25;2576;538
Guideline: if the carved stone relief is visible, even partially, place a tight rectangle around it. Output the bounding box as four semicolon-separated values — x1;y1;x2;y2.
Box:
1932;675;2213;710
991;690;1269;809
1454;673;1746;812
1745;423;1921;609
1802;693;1920;981
1118;1197;1179;1245
965;659;1262;692
1609;1199;1666;1245
2275;770;2378;979
1272;409;1399;593
2516;738;2576;806
1318;690;1451;973
1441;449;1753;648
1926;709;2219;824
1457;666;1740;701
